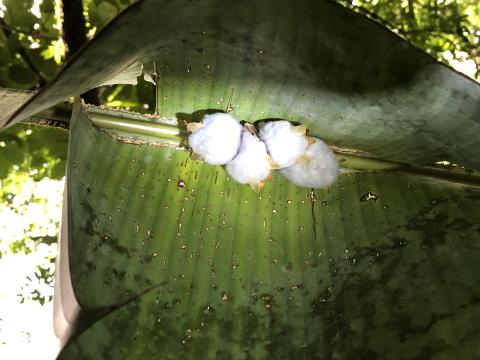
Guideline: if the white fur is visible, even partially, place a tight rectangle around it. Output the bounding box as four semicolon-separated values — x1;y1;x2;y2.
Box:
279;138;339;188
258;121;308;168
188;113;242;165
226;128;270;185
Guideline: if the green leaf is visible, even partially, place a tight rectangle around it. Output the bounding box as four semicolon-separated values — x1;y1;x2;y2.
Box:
6;34;21;55
0;121;68;179
50;159;66;179
97;1;118;23
0;155;10;179
2;140;24;165
0;0;476;356
4;0;480;171
0;87;35;128
40;40;65;65
55;100;480;359
8;64;37;85
0;38;11;65
3;0;36;30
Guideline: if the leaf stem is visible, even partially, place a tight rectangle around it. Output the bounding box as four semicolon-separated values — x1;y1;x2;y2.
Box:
20;105;480;187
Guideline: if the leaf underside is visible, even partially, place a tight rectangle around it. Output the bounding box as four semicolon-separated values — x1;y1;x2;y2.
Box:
0;87;35;128
57;103;480;358
2;0;476;357
4;0;480;170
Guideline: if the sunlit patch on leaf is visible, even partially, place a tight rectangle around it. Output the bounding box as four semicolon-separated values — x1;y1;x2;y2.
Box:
359;191;380;202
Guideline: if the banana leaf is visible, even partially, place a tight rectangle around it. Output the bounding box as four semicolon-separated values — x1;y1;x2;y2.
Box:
55;101;480;359
4;0;480;170
0;88;35;128
0;0;479;358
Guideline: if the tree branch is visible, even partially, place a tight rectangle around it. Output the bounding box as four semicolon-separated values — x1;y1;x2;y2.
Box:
60;0;100;105
0;23;56;40
407;0;417;26
61;0;88;55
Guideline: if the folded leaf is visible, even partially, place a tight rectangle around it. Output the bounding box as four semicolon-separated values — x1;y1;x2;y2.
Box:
4;0;480;170
0;87;35;128
56;102;480;358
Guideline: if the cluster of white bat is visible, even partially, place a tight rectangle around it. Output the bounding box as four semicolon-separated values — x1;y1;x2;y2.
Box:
187;113;339;191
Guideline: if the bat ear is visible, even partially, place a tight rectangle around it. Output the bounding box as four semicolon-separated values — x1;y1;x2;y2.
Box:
248;181;265;192
267;155;280;170
190;152;204;161
186;122;204;133
244;122;257;135
291;124;307;136
295;154;311;165
307;137;315;145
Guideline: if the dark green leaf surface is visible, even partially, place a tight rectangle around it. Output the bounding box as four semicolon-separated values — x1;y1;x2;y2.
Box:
57;103;480;358
5;0;480;170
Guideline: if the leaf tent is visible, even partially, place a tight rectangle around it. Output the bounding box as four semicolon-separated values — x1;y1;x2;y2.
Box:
4;0;480;169
56;102;480;358
1;0;480;358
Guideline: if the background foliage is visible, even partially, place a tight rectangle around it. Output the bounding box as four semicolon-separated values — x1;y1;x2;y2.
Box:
0;0;137;311
339;0;480;78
